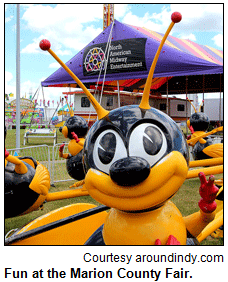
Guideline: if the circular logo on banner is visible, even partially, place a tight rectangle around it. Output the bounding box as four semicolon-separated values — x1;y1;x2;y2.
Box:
84;47;106;73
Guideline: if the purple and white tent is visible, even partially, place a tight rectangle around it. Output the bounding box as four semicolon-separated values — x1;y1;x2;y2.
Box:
41;20;223;94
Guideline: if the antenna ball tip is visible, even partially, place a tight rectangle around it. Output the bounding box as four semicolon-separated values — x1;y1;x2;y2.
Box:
171;12;182;23
39;39;51;51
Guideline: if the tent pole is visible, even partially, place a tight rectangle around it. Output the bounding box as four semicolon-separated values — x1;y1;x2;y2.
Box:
117;80;120;108
42;86;47;124
202;75;205;112
69;86;71;105
185;76;188;135
16;4;20;149
219;73;222;125
166;79;169;115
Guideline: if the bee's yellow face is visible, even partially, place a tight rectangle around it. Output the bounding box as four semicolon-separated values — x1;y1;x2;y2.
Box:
83;106;189;211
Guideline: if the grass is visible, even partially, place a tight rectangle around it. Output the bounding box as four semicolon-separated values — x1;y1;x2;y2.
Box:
5;129;223;245
5;128;66;150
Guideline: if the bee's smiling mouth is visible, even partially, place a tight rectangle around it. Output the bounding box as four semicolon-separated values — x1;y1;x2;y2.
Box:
84;151;188;211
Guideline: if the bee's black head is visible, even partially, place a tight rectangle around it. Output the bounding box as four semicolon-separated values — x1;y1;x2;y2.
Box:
189;112;210;132
61;116;88;139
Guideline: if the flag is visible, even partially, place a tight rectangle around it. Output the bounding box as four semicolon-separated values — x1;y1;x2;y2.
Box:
47;100;50;107
9;93;14;97
40;99;42;106
43;99;45;106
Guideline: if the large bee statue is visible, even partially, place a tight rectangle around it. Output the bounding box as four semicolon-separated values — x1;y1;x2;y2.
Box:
59;105;88;182
6;12;222;245
187;99;223;160
5;126;50;218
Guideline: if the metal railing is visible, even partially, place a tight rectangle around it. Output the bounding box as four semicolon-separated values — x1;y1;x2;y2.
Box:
7;145;50;170
51;143;74;185
7;144;76;185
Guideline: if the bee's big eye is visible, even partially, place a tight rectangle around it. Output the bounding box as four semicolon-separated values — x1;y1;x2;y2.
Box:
98;132;116;164
143;126;163;155
93;129;127;174
129;123;167;167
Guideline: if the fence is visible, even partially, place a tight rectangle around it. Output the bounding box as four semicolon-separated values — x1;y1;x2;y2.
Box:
51;143;75;185
7;144;74;185
7;144;50;170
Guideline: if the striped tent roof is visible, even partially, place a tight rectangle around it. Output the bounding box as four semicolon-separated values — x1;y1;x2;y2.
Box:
92;24;223;93
131;25;222;65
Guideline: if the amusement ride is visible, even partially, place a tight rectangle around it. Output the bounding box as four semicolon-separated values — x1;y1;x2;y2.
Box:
5;10;223;245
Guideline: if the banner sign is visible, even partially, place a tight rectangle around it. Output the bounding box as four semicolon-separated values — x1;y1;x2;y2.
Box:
83;38;147;76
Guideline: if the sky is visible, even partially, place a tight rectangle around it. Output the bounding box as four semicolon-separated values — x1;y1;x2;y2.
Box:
4;3;224;107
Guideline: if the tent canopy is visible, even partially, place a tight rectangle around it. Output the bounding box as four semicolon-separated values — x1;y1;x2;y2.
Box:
42;20;223;94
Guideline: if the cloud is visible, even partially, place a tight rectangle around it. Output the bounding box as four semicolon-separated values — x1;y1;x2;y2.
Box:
212;33;223;48
121;4;223;42
121;9;172;33
21;40;40;54
114;4;131;19
170;4;223;32
5;71;16;95
5;71;13;84
21;4;104;55
5;4;14;23
49;62;60;69
5;71;41;101
21;34;73;55
5;15;13;23
21;80;40;97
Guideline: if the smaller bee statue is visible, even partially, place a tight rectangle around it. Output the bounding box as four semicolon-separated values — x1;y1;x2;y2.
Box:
58;97;88;184
187;99;223;160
